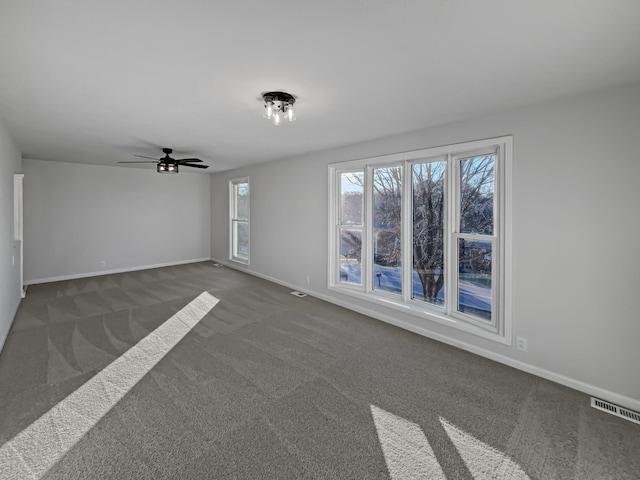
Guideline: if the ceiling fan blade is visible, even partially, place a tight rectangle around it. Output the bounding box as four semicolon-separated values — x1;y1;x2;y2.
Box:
176;158;203;163
134;154;161;160
118;161;158;164
181;163;209;169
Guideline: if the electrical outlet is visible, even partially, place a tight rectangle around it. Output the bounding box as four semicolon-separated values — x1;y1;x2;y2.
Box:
99;260;106;268
516;336;528;352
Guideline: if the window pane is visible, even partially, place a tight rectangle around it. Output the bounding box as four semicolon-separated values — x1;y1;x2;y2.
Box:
412;162;445;305
460;155;494;235
235;183;249;220
457;239;492;321
233;221;249;259
373;167;402;295
340;172;364;225
339;229;362;285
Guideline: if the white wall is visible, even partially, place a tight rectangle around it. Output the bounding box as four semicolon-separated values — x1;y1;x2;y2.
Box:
0;120;23;352
24;160;211;282
211;81;640;409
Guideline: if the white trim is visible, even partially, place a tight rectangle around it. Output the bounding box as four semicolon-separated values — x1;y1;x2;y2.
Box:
14;174;24;298
445;154;455;317
213;258;640;413
338;136;511;169
24;257;212;285
502;137;514;346
0;291;22;355
0;325;10;356
328;284;510;345
364;166;373;293
401;161;412;303
328;166;337;285
13;174;24;241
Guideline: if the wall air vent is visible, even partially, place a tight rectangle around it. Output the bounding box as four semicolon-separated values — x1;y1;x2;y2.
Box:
290;291;307;298
591;397;640;425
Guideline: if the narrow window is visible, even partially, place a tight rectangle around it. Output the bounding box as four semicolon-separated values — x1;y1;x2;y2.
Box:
372;166;402;295
454;154;495;323
230;177;249;264
411;160;446;306
338;171;364;285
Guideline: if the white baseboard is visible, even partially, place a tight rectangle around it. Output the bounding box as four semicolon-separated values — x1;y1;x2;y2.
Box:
0;326;9;357
1;293;23;356
24;258;212;285
214;259;640;413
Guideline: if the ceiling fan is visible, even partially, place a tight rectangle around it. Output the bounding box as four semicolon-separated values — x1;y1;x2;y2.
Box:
119;147;209;173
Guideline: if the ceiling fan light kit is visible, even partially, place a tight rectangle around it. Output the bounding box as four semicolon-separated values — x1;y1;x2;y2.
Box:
157;162;178;174
263;91;296;126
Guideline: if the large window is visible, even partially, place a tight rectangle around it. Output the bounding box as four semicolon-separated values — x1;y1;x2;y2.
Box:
329;137;512;343
230;177;249;264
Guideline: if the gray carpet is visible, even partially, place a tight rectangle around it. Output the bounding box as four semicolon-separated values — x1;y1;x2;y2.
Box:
0;261;638;479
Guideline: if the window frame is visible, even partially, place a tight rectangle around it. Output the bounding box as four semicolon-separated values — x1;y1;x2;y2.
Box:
229;176;250;264
328;136;512;344
450;148;500;331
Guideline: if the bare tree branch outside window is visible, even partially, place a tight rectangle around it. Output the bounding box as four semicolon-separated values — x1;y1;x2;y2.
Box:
341;156;494;303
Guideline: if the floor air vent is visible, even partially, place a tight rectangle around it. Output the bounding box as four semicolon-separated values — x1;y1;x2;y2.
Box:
591;397;640;425
212;263;223;267
290;291;307;298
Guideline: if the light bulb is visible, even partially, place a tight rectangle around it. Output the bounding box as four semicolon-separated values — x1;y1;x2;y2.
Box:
265;103;273;119
286;105;295;121
274;112;281;125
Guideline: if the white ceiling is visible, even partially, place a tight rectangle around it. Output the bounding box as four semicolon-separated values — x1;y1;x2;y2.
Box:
1;0;639;173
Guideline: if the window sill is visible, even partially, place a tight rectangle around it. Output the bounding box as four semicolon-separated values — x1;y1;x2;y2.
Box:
328;284;511;345
229;257;249;265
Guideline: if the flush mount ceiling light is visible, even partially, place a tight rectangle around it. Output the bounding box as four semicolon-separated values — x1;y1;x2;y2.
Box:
263;91;296;126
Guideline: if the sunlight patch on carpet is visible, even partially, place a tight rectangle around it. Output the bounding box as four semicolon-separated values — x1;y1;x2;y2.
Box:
370;405;446;479
0;292;219;480
440;417;531;480
371;404;531;480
